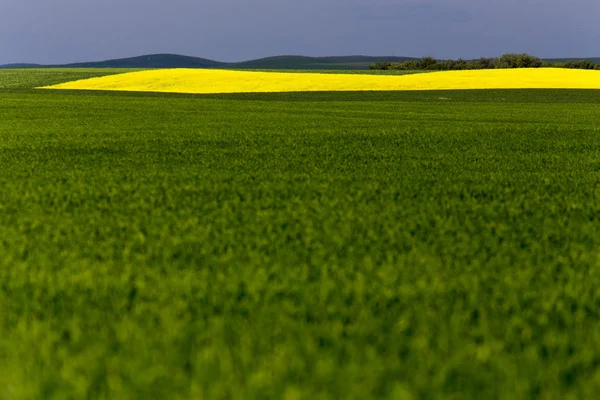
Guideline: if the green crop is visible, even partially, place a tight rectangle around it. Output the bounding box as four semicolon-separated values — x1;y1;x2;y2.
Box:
0;68;139;90
1;71;600;399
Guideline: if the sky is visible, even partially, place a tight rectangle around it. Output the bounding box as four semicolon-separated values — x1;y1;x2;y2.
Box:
1;0;598;65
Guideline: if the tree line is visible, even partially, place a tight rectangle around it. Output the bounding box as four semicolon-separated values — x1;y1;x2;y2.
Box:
370;54;600;71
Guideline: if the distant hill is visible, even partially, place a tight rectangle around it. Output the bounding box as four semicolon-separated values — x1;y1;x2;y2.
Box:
0;54;419;70
60;53;226;69
0;63;42;68
230;55;417;70
2;54;599;70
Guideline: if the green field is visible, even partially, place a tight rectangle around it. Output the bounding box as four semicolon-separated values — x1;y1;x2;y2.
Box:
0;69;137;90
1;70;600;399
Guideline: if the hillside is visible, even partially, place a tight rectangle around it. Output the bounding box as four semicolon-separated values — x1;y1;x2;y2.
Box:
1;54;418;70
230;55;417;70
60;54;226;69
2;54;599;70
0;63;42;68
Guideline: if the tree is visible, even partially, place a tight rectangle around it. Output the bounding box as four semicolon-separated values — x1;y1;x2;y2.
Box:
418;56;437;70
478;58;495;69
495;53;542;69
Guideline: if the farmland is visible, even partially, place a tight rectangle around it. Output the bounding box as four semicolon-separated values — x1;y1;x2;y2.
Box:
43;68;600;94
1;69;600;399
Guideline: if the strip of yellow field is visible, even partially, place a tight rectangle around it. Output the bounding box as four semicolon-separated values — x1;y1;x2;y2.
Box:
39;68;600;94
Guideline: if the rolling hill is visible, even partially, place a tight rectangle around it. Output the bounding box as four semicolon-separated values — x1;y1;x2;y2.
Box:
230;55;417;70
61;54;226;69
0;54;418;70
2;54;599;70
0;63;42;68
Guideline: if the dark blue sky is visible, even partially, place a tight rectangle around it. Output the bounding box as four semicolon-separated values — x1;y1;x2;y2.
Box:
1;0;598;64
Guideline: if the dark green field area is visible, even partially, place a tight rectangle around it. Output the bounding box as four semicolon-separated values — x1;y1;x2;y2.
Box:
1;71;600;399
0;69;138;90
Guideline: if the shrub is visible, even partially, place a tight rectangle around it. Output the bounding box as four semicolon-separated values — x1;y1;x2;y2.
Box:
388;61;419;70
369;62;392;70
564;60;595;70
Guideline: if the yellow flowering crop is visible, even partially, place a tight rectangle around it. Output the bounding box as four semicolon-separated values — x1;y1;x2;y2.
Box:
40;68;600;94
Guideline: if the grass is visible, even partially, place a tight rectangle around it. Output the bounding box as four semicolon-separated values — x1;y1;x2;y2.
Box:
0;68;138;90
1;70;600;399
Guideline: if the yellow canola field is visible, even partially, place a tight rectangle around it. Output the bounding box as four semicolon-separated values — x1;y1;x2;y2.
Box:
41;68;600;94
